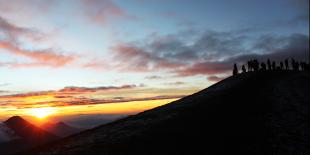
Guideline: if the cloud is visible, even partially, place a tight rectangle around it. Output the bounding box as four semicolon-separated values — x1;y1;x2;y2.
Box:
207;75;226;82
163;82;186;86
0;83;10;87
0;0;57;12
80;0;135;25
53;95;184;107
109;29;247;74
111;44;181;72
0;90;9;94
145;75;163;79
0;15;44;42
1;84;142;98
174;61;232;76
0;0;135;28
0;84;185;108
0;15;78;68
110;30;309;77
59;85;141;94
180;33;309;77
0;41;76;67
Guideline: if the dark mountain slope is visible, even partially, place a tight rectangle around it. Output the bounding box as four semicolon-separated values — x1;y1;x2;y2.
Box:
23;71;310;155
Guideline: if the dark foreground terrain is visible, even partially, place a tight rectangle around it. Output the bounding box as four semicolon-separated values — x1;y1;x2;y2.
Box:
22;71;310;155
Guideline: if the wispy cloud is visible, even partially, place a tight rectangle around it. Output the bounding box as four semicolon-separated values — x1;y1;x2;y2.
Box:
0;40;76;67
0;15;77;68
163;82;186;86
0;15;44;42
0;84;188;109
59;85;140;94
145;75;163;80
80;0;136;25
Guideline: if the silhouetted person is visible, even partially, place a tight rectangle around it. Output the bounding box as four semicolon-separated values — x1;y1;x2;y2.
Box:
291;58;295;71
280;61;284;70
272;61;276;70
284;59;289;70
296;61;300;71
267;59;272;70
253;59;259;71
247;61;252;71
260;62;266;71
242;65;246;73
233;64;238;76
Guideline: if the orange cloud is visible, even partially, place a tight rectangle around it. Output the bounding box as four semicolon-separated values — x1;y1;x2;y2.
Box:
0;41;76;67
0;85;191;109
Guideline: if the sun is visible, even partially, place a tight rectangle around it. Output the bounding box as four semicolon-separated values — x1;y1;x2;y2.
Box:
27;107;56;119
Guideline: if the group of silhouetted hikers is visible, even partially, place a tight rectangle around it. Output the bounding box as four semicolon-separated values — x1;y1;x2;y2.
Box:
233;58;309;75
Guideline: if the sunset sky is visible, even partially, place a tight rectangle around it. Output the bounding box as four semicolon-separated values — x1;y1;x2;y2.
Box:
0;0;309;126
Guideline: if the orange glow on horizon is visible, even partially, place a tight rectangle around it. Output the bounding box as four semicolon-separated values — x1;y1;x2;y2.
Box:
26;107;57;119
0;99;179;122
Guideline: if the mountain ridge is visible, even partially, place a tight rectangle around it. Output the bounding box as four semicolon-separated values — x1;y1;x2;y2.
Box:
19;71;310;155
40;121;81;138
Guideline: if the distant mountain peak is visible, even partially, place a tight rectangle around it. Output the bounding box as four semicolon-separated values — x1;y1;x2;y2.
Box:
56;121;66;126
1;116;58;155
4;115;58;142
5;116;24;122
4;116;28;127
40;121;81;138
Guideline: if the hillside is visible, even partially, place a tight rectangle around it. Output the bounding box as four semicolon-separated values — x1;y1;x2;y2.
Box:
22;71;310;155
0;116;58;155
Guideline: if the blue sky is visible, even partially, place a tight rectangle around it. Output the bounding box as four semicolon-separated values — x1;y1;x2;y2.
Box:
0;0;309;94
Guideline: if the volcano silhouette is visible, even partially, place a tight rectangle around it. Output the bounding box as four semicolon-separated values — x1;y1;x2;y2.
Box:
0;116;58;155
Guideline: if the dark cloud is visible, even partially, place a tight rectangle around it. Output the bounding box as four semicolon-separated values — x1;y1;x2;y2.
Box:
173;61;232;76
163;82;187;85
111;30;309;77
111;29;248;73
112;44;182;72
0;90;9;94
1;84;142;98
145;75;163;80
207;75;226;82
59;84;141;94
